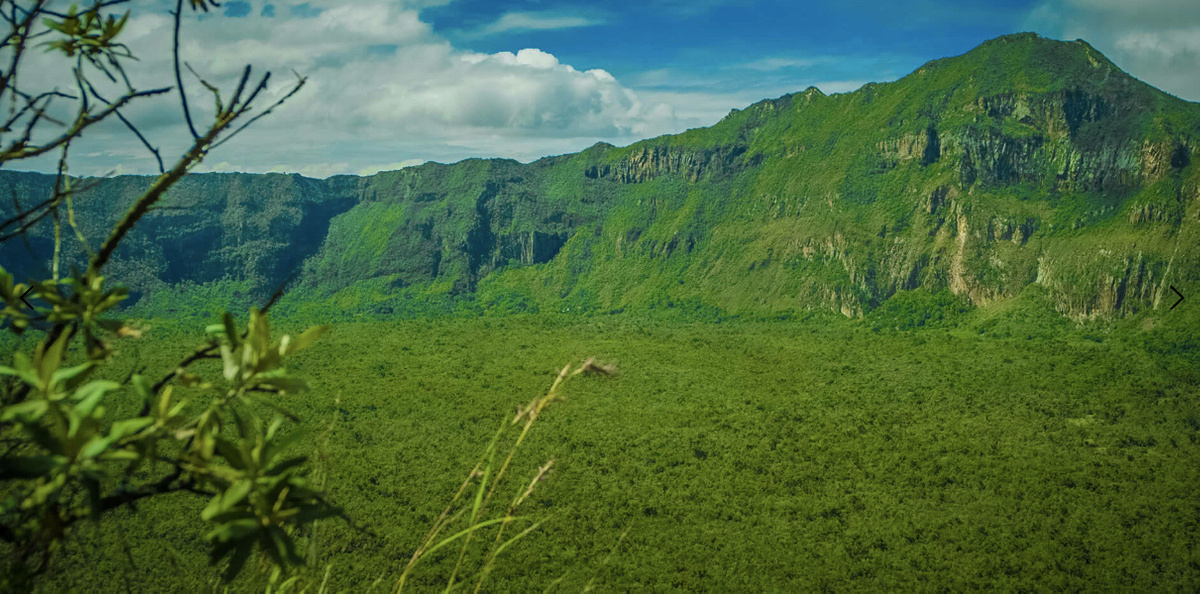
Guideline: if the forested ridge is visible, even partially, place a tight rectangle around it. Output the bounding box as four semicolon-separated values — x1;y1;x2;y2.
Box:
3;33;1198;321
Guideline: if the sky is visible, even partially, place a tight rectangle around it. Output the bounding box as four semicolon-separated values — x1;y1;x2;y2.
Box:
10;0;1200;178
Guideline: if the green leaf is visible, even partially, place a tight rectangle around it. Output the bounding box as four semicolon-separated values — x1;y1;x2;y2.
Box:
202;480;254;521
265;415;283;441
264;525;302;566
248;308;269;355
109;417;154;440
51;361;95;389
23;472;68;508
243;393;301;423
36;331;70;386
0;354;42;389
264;456;308;477
80;436;112;460
11;352;34;375
178;372;210;388
254;374;309;394
283;325;330;356
131;373;151;402
229;407;258;441
1;399;49;422
215;437;249;471
253;347;282;375
73;380;119;417
262;427;308;467
222;312;240;348
204;510;257;527
100;448;140;462
220;344;238;382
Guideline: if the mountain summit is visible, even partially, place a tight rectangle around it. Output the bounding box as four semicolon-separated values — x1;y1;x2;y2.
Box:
2;34;1198;319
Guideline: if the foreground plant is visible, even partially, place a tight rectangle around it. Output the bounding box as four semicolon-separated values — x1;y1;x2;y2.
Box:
0;297;344;585
0;0;330;587
397;357;616;593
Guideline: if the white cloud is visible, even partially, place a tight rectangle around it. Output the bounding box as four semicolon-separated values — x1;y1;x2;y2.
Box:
737;57;829;72
473;12;600;37
1026;0;1200;101
10;1;682;177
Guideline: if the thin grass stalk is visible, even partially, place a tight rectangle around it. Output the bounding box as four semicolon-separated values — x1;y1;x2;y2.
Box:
444;443;495;590
51;208;60;281
398;360;610;592
583;524;633;592
542;572;569;594
65;186;93;259
474;461;554;592
396;419;506;591
479;364;570;512
318;562;333;594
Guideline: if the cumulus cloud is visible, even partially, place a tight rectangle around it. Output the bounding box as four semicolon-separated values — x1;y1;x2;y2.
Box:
12;1;681;177
1026;0;1200;101
362;47;673;137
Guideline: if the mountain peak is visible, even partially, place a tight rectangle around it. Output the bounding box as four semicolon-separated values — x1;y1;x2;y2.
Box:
903;32;1132;97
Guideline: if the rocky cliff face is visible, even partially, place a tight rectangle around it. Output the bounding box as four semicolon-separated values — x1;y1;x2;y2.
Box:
2;33;1198;320
582;144;760;184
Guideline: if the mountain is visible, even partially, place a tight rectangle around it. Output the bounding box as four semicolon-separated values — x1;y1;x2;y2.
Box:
2;33;1198;320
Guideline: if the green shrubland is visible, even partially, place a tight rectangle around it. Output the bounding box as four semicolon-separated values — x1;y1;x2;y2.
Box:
11;305;1197;591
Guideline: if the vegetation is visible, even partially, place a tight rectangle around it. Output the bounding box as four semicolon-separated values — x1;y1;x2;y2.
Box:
1;16;1197;590
6;307;1197;590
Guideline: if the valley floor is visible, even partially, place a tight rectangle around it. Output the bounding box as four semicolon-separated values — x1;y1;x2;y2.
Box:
26;315;1200;590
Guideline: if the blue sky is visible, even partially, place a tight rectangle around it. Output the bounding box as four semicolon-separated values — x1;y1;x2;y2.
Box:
425;0;1041;83
14;0;1200;177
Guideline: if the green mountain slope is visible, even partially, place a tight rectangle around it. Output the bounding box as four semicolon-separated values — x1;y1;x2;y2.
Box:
3;33;1198;319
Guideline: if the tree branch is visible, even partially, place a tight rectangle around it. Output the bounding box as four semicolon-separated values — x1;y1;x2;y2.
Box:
172;0;199;140
0;0;47;102
0;86;170;165
82;76;165;173
88;103;232;274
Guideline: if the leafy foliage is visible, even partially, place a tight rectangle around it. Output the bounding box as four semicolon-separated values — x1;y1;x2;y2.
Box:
0;0;329;587
0;268;342;585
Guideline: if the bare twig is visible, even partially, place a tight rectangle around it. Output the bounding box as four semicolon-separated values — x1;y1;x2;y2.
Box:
172;0;199;139
208;74;306;151
0;86;171;165
82;76;165;173
0;90;76;134
0;0;47;102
